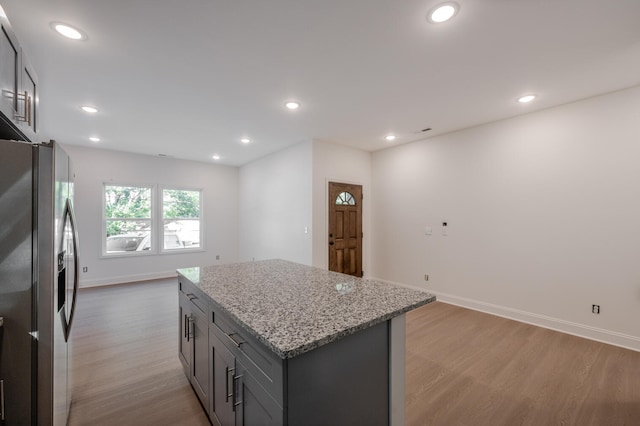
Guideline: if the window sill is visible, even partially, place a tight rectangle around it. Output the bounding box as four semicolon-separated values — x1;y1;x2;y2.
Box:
101;248;205;259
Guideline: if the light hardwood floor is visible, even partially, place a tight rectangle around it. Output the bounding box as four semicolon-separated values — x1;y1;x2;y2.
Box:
406;302;640;426
68;279;640;425
68;278;209;426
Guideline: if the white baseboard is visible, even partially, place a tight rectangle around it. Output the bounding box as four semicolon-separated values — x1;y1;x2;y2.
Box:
372;277;640;353
79;270;178;288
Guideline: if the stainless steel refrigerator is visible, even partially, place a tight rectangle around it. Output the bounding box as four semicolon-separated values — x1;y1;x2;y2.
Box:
0;139;79;425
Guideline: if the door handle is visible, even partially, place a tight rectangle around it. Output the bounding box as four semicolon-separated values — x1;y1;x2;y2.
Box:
329;241;334;246
232;374;243;411
186;316;193;341
226;367;235;402
62;198;80;342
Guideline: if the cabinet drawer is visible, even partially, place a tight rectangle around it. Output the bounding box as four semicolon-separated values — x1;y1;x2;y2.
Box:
210;306;283;404
179;280;208;314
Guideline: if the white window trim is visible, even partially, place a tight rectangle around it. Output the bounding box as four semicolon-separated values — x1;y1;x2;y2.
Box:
101;183;205;258
102;182;155;258
159;185;204;253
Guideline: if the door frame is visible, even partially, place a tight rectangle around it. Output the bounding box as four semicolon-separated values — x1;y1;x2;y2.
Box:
326;180;364;277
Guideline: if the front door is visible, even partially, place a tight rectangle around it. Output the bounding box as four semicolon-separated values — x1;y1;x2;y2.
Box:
328;182;362;277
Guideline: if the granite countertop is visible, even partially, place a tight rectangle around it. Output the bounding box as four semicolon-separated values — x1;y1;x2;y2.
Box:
177;259;435;359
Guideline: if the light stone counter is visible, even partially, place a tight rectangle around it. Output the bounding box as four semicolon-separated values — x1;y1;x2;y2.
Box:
177;259;435;359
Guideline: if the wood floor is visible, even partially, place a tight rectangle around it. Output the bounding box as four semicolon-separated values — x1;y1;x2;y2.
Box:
406;302;640;426
68;279;640;425
68;279;209;426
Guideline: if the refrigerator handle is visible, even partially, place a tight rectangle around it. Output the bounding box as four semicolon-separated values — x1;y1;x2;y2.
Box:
63;198;80;341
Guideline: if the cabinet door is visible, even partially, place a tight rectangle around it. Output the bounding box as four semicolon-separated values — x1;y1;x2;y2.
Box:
209;329;236;426
178;292;191;376
18;52;37;138
191;304;210;408
235;360;283;426
0;17;19;124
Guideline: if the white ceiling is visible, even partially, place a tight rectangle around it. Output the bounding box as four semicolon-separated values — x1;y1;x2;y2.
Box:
2;0;640;166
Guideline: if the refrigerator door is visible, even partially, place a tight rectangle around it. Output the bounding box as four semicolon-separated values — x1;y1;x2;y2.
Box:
0;139;35;424
36;141;76;426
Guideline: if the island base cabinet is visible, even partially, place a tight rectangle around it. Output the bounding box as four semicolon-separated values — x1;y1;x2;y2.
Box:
178;282;210;413
191;304;210;408
235;359;283;426
209;329;237;426
178;274;407;426
178;292;191;375
209;327;283;426
286;321;389;426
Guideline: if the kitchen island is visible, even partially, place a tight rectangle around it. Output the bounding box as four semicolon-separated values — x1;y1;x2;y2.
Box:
177;259;435;426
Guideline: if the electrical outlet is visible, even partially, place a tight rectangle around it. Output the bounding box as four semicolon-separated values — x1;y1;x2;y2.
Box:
592;304;600;314
82;267;88;273
424;274;429;281
216;255;220;260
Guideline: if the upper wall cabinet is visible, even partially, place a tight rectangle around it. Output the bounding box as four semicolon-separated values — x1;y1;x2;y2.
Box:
0;10;38;142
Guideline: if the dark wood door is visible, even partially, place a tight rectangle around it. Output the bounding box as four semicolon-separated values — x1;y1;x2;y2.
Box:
328;182;363;277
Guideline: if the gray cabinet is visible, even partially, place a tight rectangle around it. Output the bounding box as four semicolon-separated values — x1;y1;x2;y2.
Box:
234;359;283;426
209;318;283;426
0;14;20;133
179;278;282;426
18;53;37;137
178;291;191;373
191;300;209;407
209;329;237;426
178;282;210;411
178;277;390;426
0;12;37;142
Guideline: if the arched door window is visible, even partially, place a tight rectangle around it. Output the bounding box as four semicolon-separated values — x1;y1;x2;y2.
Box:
335;191;356;206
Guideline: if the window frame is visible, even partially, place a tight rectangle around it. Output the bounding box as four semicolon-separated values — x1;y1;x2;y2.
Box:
102;182;156;258
160;186;204;253
101;183;204;258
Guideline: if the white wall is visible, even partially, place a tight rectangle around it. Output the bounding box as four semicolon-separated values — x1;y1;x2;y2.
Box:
371;86;640;351
238;141;313;265
64;145;239;287
311;140;372;274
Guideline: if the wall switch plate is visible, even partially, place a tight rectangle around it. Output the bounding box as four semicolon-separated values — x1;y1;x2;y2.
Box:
216;255;220;260
442;221;448;236
424;274;429;281
592;304;600;314
82;267;88;273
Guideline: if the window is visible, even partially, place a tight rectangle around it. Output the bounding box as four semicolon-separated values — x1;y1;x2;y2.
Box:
103;184;202;256
335;191;356;206
104;185;152;254
162;189;201;251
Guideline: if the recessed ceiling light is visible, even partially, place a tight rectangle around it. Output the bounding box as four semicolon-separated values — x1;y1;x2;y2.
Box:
285;101;300;110
81;105;98;113
212;154;221;160
89;136;100;142
240;138;251;144
428;2;459;23
517;94;536;103
51;22;87;40
385;134;397;141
